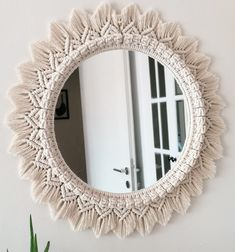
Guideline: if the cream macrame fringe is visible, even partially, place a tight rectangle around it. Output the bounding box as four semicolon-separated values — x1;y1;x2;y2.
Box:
8;3;224;238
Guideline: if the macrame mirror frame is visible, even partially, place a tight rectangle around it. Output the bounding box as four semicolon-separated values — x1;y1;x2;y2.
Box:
8;3;224;238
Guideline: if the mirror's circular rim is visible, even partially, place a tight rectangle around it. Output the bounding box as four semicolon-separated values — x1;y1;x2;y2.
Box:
53;47;193;195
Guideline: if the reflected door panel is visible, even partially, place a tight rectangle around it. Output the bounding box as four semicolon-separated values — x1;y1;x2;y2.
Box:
79;50;136;193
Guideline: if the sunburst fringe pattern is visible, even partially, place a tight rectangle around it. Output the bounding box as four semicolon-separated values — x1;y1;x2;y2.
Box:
7;3;224;238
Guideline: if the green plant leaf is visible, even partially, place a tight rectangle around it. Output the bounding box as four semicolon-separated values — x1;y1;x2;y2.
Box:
44;241;50;252
34;233;38;252
29;215;50;251
30;215;35;252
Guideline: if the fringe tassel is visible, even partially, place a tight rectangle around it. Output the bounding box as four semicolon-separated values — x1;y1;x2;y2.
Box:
182;172;203;197
17;62;39;85
93;212;116;237
136;208;159;236
51;199;77;220
49;22;71;52
194;155;216;179
147;199;173;227
90;3;113;33
168;189;191;214
69;9;90;39
138;10;159;34
31;41;53;68
69;208;98;231
118;4;140;35
156;22;181;45
114;212;136;238
174;36;198;55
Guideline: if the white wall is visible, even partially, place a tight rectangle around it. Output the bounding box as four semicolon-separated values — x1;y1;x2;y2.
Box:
0;0;234;251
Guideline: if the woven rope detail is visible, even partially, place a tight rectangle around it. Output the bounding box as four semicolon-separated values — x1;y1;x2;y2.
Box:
8;3;224;238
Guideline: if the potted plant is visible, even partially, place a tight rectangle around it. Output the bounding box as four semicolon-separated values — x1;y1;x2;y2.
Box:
7;215;50;252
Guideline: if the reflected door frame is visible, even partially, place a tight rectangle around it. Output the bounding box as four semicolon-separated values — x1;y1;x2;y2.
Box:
122;51;138;191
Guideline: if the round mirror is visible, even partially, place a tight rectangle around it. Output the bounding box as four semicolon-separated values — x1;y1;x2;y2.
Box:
54;49;188;193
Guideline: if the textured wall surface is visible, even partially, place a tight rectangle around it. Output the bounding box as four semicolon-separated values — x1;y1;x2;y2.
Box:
0;0;234;251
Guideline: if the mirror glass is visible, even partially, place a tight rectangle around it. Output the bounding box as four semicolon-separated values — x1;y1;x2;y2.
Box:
54;50;188;193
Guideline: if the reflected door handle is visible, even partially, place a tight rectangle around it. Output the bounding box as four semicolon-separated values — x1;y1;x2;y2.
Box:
125;181;130;189
113;167;129;175
168;156;177;162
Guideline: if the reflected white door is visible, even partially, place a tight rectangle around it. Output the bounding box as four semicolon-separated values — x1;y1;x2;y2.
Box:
130;52;187;188
79;50;136;193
